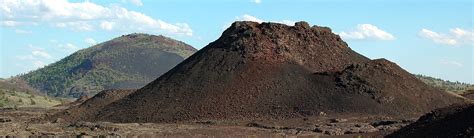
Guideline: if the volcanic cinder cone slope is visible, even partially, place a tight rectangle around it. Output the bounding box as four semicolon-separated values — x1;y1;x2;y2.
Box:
461;90;474;100
52;89;136;122
80;21;466;123
388;103;474;137
54;95;90;108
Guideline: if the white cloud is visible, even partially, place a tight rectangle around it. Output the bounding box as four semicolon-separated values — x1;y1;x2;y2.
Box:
16;55;35;60
16;45;53;69
121;0;143;6
252;0;262;4
84;38;97;45
280;20;296;26
58;43;79;51
1;21;37;27
440;59;463;67
55;21;94;31
50;40;80;51
236;14;265;23
100;21;115;31
27;44;52;59
1;21;20;27
234;14;295;25
15;29;32;34
49;39;58;43
223;14;295;30
32;50;52;59
1;0;192;36
130;0;143;6
1;0;108;21
237;14;295;26
339;24;395;41
419;28;473;46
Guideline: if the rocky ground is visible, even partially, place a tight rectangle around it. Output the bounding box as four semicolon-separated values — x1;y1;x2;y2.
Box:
388;103;474;137
0;107;413;137
461;90;474;100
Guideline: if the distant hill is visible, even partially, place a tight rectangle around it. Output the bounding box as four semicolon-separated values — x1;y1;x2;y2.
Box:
414;74;473;93
18;33;197;98
0;79;62;108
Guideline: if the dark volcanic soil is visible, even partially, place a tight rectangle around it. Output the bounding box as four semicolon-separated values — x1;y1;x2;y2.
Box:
52;89;135;122
54;95;90;108
388;103;474;137
0;107;404;136
60;21;467;123
461;90;474;100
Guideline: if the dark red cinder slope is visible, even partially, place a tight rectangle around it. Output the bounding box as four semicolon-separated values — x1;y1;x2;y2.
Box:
62;21;467;123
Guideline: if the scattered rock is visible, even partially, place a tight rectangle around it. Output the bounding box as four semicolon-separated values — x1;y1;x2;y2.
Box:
40;131;59;135
196;120;217;125
53;118;65;123
370;120;399;126
388;103;474;137
330;118;348;123
294;21;310;29
370;119;414;131
319;112;327;116
69;121;119;132
0;117;12;123
247;122;278;129
314;123;378;135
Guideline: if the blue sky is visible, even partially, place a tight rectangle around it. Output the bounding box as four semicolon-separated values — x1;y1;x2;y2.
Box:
1;0;473;83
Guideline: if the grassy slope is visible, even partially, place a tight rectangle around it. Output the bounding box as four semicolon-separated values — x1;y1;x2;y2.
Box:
0;90;62;108
0;80;63;108
414;74;473;93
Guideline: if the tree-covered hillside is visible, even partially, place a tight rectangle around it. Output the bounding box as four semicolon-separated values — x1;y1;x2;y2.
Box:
414;74;473;93
19;33;197;98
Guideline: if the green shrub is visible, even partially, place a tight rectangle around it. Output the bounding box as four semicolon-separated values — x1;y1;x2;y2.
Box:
30;98;36;105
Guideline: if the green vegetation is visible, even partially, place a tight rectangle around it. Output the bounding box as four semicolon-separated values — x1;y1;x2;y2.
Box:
18;33;197;98
0;90;61;108
0;80;62;108
30;98;36;105
415;74;473;93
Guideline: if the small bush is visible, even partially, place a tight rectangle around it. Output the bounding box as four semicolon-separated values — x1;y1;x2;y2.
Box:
30;98;36;105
